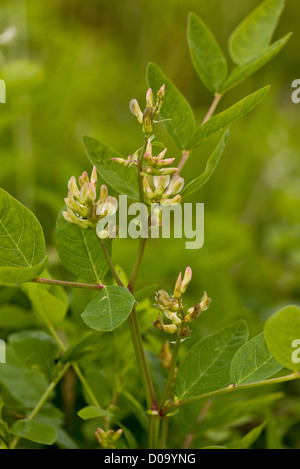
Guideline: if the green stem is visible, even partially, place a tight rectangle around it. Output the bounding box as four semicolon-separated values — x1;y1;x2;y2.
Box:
148;415;160;449
100;240;123;286
137;136;148;202
160;417;170;449
128;237;147;293
128;305;157;410
9;363;70;449
161;372;300;416
33;277;104;291
201;92;222;125
159;337;181;408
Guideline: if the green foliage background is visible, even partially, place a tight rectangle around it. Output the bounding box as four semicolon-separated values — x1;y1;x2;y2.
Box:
0;0;300;449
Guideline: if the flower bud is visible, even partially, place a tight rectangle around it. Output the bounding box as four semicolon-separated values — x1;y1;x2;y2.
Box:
158;167;179;176
157;157;176;167
181;267;192;294
96;196;118;218
165;176;184;196
143;107;154;135
111;157;126;165
164;310;182;326
68;176;80;198
200;291;212;311
81;182;97;205
78;171;89;188
178;324;191;339
146;88;154;109
155;84;166;114
153;175;170;196
160;194;182;206
174;272;182;298
99;184;109;204
143;177;155;200
130;99;143;124
91;165;97;186
162;324;178;334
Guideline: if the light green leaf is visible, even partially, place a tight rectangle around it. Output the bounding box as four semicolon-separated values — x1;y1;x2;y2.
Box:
0;188;48;283
176;320;249;399
56;210;111;283
22;282;68;324
9;330;59;380
188;13;227;93
81;285;135;332
147;62;195;150
230;333;283;385
182;129;229;198
83;136;139;199
222;33;291;92
77;405;113;420
190;86;269;149
264;305;300;371
229;0;285;65
11;419;57;446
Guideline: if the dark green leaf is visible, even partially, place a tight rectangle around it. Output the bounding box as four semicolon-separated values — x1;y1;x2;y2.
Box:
182;129;229;197
0;189;47;283
229;0;285;65
190;86;269;148
56;210;111;283
83;136;139;199
222;34;291;92
81;285;135;332
176;320;249;399
11;419;57;445
147;62;195;150
230;332;283;385
188;12;227;93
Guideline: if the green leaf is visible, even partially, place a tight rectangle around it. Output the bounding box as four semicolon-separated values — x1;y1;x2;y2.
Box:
231;421;267;449
61;331;104;363
182;129;229;198
77;405;113;420
176;320;249;399
22;282;68;324
0;188;48;283
188;13;227;93
190;86;269;149
222;33;291;92
230;333;283;385
56;210;111;283
264;305;300;371
11;419;57;446
229;0;285;65
0;304;37;330
9;330;59;380
83;136;139;199
147;62;195;150
81;285;135;332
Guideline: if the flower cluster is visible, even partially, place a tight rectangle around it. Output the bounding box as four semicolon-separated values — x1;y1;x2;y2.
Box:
95;427;123;449
153;267;211;335
130;86;166;135
63;166;118;239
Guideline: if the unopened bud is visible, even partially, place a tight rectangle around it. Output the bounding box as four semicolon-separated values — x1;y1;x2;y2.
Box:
68;176;80;198
111;157;126;166
155;84;166;114
153;175;170;196
91;165;97;186
158;167;179;176
81;182;96;205
160;194;182;206
130;99;143;124
146;88;154;109
99;184;109;204
166;176;184;196
178;324;191;339
181;267;192;294
143;177;155;200
78;171;89;188
174;272;182;298
200;291;212;311
143;107;154;135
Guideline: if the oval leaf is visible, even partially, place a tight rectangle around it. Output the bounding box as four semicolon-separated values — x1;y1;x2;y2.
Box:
11;419;57;445
230;332;283;385
0;189;47;283
188;12;227;93
77;405;113;420
229;0;285;65
56;210;111;283
182;129;229;198
83;136;139;199
147;62;195;150
264;305;300;371
190;86;269;149
81;285;135;332
176;319;249;399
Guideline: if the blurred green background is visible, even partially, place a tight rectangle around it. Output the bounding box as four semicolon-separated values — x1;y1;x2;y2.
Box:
0;0;299;346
